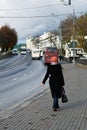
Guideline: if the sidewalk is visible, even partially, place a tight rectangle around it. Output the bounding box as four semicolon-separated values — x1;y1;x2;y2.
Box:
0;63;87;130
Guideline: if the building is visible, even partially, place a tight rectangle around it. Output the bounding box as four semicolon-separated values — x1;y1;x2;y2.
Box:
39;32;60;48
26;32;60;51
26;36;36;50
64;41;84;62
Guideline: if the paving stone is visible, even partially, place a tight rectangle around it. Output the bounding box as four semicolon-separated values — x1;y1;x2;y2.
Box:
0;63;87;130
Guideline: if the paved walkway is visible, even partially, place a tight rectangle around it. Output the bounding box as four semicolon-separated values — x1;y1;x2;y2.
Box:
0;63;87;130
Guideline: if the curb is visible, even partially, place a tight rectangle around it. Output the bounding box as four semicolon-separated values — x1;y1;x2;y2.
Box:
76;63;87;69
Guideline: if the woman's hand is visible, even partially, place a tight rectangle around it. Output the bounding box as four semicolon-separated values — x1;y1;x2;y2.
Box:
41;83;44;86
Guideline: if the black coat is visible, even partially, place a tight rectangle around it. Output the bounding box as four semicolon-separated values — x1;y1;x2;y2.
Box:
42;63;65;98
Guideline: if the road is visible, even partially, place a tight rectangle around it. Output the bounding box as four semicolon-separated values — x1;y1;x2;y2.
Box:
0;54;48;112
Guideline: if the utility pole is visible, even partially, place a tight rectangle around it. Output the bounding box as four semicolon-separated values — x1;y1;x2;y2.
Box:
59;21;62;57
61;0;76;64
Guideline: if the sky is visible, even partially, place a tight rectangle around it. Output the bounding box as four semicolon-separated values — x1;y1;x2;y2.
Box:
0;0;87;42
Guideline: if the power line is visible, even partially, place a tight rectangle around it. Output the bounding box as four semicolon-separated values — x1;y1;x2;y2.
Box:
0;3;62;11
0;11;86;18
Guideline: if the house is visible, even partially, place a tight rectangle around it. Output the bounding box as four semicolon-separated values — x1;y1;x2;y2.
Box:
64;41;84;62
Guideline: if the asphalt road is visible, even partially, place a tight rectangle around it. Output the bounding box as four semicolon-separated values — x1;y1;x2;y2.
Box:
0;54;47;111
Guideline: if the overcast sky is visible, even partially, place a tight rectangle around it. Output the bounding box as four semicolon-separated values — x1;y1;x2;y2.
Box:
0;0;87;42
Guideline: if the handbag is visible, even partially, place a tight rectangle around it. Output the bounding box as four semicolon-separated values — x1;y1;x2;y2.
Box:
62;87;68;103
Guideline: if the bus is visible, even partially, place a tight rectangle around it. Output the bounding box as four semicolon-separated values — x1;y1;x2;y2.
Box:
43;46;59;64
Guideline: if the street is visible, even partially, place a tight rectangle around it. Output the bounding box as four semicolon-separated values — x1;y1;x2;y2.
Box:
0;55;47;111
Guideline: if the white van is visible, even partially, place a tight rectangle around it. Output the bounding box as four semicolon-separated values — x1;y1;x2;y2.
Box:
12;48;18;55
20;46;26;55
32;49;41;60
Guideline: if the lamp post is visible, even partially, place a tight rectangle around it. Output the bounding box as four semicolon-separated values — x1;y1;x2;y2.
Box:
59;20;62;57
70;5;75;64
68;0;71;5
61;1;75;64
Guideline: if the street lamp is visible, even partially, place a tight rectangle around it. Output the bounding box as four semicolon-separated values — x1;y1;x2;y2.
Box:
60;0;71;5
68;0;71;5
59;20;62;57
69;5;76;64
61;1;76;64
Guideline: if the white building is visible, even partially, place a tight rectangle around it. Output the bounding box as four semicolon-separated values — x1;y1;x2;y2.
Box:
64;42;84;62
26;32;60;50
26;36;36;50
38;32;60;49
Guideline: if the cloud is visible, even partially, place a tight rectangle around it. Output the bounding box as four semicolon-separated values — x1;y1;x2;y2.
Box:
0;0;87;41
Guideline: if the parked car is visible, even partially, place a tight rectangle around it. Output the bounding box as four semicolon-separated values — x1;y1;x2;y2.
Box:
79;56;87;59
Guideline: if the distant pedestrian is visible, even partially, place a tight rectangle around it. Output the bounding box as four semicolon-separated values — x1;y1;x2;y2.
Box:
41;56;65;111
59;55;62;61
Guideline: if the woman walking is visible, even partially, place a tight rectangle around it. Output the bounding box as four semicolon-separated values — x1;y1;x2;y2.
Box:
41;56;65;111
